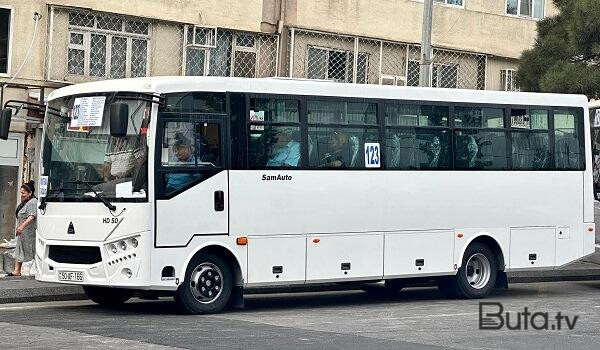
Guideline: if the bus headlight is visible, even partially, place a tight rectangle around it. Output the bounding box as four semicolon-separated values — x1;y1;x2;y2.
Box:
110;244;118;254
119;241;127;250
131;238;138;248
122;268;132;279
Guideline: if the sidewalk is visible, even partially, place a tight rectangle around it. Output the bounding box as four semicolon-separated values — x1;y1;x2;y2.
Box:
0;276;85;304
2;258;600;304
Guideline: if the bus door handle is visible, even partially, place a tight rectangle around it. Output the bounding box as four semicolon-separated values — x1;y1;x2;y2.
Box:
214;190;224;211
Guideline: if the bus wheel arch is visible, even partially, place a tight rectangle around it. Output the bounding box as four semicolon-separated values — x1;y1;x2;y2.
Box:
458;234;506;272
175;244;244;314
440;234;506;298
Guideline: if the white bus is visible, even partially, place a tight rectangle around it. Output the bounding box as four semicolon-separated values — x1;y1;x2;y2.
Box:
0;77;595;314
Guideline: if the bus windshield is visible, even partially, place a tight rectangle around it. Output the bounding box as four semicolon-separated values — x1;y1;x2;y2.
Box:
41;93;151;202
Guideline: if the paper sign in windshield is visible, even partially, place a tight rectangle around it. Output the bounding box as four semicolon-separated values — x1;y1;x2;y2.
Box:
70;96;106;127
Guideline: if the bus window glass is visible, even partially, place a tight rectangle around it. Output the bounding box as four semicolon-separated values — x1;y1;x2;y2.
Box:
248;125;301;168
454;130;508;169
385;104;448;127
386;129;450;169
250;98;299;123
307;100;377;125
511;109;549;130
455;107;504;128
162;92;226;113
161;121;222;195
530;110;549;129
162;122;197;166
308;127;379;168
555;108;583;170
511;132;550;170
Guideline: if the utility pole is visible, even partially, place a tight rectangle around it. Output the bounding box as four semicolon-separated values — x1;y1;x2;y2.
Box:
419;0;433;87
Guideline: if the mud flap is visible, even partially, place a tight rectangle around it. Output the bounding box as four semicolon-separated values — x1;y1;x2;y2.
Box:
227;285;244;309
494;271;508;289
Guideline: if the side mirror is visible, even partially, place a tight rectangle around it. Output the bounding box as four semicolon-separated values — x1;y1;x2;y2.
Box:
0;108;13;140
110;102;129;137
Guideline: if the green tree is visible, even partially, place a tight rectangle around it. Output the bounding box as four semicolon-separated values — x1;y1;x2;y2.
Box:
517;0;600;98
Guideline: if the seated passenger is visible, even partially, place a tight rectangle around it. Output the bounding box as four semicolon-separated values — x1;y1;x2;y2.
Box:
166;135;200;193
266;128;300;167
320;130;349;168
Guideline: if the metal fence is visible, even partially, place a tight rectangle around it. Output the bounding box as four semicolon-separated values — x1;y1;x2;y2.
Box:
288;28;487;90
46;7;486;90
46;6;279;84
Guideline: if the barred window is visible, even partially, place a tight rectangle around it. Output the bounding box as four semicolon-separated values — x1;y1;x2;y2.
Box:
67;12;150;78
501;69;520;92
185;29;270;78
306;46;368;83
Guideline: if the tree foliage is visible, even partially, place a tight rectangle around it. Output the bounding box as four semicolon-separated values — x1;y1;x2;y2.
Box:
517;0;600;98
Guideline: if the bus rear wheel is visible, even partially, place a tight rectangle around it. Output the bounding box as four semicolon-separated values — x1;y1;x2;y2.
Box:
175;253;232;314
439;242;497;299
84;286;133;306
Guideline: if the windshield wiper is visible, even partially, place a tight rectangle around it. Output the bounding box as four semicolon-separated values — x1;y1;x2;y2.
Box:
68;180;116;212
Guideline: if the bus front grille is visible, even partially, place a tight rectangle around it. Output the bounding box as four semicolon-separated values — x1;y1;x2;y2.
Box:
48;245;102;265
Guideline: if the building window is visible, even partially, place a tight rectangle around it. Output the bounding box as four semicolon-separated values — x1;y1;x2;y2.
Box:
0;7;11;75
434;0;463;6
306;46;368;83
507;0;545;19
67;12;150;78
185;29;267;78
407;61;458;88
501;69;519;91
432;63;458;88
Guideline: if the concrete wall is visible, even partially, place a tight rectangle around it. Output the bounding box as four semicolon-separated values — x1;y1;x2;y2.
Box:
284;0;557;59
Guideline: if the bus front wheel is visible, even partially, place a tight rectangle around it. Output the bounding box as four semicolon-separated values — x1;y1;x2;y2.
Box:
439;242;498;299
175;253;232;314
84;286;133;306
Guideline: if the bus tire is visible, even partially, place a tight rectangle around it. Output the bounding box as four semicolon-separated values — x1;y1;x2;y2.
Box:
84;286;133;306
175;253;232;314
452;242;498;299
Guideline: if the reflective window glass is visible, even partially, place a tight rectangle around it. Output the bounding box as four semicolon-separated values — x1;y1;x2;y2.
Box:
386;128;451;169
308;127;379;168
454;107;504;128
248;125;301;168
307;100;377;125
511;132;551;169
554;109;583;170
250;98;299;123
385;104;448;127
454;130;508;169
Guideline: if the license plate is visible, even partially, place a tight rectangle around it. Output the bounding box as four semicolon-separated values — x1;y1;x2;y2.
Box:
57;271;84;282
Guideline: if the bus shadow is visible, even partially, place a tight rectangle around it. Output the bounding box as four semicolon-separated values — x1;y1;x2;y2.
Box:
84;281;585;315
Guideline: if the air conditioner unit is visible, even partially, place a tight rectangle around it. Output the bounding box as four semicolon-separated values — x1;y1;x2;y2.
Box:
381;74;406;86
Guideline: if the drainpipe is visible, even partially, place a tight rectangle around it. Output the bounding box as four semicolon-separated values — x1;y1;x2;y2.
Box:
276;0;286;77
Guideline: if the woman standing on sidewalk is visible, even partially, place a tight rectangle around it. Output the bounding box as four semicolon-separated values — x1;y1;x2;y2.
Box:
7;181;37;277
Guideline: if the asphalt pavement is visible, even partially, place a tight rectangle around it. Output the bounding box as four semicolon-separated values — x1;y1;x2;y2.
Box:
1;280;600;350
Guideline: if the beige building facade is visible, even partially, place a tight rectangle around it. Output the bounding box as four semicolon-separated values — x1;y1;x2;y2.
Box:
0;0;554;205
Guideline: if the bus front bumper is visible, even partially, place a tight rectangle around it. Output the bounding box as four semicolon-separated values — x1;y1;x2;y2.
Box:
35;233;150;289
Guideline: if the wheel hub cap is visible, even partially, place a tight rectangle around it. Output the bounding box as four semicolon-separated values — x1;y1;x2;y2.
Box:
465;253;491;290
190;263;223;303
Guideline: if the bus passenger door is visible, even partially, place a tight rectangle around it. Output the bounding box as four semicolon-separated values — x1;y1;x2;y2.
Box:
155;117;228;247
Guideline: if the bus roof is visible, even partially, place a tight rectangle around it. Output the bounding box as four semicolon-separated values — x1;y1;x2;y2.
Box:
48;76;588;108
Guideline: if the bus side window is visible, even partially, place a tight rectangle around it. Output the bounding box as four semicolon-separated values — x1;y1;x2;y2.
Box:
247;97;301;169
306;99;379;169
554;108;584;170
453;107;508;170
